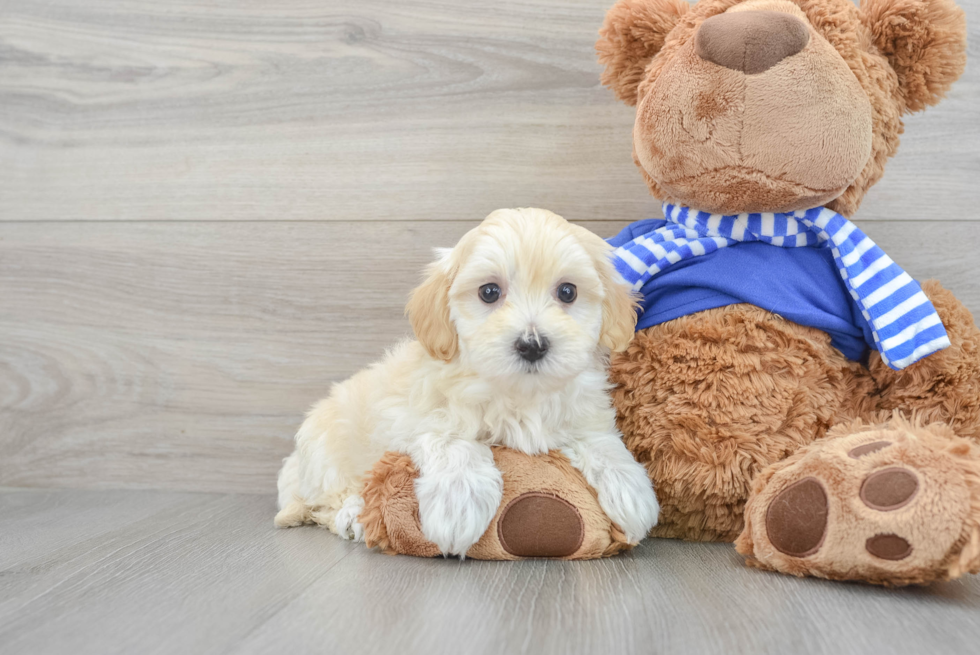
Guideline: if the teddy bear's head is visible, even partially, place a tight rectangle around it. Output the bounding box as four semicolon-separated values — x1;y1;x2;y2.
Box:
597;0;966;216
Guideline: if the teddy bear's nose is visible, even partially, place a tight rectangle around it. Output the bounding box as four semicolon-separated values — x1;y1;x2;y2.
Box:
694;10;810;75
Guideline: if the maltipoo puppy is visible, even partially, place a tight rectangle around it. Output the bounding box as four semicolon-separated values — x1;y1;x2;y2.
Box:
275;208;660;556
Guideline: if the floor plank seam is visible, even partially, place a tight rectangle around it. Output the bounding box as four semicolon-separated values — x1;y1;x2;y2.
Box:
223;541;360;652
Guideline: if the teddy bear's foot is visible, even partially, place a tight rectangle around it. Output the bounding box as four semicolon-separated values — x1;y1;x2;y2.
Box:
358;448;632;560
735;413;980;585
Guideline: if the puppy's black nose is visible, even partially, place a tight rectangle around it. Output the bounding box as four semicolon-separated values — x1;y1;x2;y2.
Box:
515;335;549;363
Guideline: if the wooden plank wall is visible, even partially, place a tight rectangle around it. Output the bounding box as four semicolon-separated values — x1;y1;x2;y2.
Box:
2;0;979;493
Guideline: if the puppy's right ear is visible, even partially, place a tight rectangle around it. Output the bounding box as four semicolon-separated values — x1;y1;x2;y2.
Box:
597;0;690;105
406;251;458;362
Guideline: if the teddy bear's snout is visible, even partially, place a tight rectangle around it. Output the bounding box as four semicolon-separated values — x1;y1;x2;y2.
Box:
694;10;809;75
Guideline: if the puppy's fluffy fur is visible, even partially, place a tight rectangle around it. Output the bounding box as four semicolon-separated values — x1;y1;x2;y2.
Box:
275;208;660;555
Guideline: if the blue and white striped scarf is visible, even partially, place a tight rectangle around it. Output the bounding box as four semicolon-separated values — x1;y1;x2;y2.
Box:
611;203;949;370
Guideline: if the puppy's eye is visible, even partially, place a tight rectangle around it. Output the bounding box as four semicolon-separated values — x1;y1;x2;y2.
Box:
479;283;501;304
557;283;577;304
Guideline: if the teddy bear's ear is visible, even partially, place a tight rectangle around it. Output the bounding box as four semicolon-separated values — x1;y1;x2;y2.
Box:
860;0;967;113
596;0;690;106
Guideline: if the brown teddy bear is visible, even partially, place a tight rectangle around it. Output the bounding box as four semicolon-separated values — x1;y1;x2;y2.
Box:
598;0;980;585
361;449;632;560
360;0;980;585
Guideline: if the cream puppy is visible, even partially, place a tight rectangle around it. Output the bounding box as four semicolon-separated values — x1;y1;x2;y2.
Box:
275;208;660;556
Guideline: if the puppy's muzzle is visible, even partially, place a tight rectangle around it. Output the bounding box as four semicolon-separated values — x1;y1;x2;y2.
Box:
515;334;549;363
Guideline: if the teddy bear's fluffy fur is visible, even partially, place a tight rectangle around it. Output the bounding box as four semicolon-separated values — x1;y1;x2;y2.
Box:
736;413;980;586
598;0;980;584
611;281;980;547
598;0;966;216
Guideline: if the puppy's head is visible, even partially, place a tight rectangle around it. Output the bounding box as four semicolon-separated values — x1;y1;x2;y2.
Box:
406;208;638;382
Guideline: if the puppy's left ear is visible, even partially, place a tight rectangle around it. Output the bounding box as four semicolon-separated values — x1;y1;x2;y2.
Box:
573;225;639;353
860;0;967;113
598;262;640;353
406;250;458;361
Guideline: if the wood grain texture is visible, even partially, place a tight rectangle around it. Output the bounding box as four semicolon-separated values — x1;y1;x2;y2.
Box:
0;489;978;655
0;0;978;223
0;489;358;654
1;219;979;493
0;219;613;492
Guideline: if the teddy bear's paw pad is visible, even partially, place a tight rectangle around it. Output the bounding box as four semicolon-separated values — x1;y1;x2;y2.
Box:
860;467;918;511
743;423;979;584
497;492;584;558
865;533;913;560
766;478;828;557
766;469;922;562
848;441;892;458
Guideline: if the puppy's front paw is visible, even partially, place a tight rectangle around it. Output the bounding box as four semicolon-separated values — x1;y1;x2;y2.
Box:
415;464;503;557
333;495;365;542
596;464;660;544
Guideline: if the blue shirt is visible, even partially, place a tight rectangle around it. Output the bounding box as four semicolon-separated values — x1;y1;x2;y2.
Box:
607;219;876;364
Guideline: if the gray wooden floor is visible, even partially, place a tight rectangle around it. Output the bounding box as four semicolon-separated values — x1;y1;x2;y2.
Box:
3;0;980;653
1;488;978;655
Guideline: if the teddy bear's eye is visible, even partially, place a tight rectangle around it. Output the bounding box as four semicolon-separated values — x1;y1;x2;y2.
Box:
479;283;501;304
557;283;577;304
